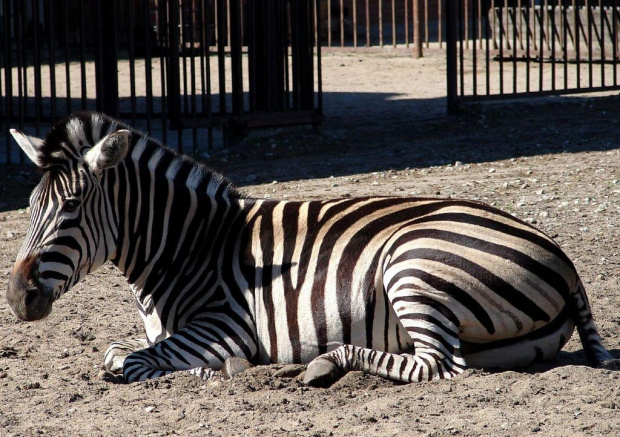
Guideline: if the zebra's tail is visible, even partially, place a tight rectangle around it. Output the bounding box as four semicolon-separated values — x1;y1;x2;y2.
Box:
570;279;616;367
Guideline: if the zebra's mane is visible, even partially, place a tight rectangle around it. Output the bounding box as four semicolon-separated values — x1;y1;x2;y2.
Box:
39;112;241;199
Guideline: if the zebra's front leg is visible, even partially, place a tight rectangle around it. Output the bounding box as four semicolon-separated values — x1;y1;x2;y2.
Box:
304;343;467;387
121;320;257;383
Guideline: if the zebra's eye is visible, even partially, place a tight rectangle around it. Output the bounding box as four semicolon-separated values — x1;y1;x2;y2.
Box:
62;199;81;213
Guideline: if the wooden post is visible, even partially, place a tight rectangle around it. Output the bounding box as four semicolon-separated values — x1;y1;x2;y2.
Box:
413;0;423;58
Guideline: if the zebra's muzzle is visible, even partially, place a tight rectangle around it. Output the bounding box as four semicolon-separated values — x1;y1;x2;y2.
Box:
7;259;53;321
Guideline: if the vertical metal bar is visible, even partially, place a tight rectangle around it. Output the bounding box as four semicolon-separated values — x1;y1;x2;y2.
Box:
464;0;468;49
392;0;396;47
478;0;482;49
230;0;243;115
379;0;383;47
316;0;323;115
513;6;518;93
48;0;58;123
33;0;42;135
614;0;618;86
504;0;510;50
283;1;291;109
539;2;544;91
97;0;119;117
291;0;314;110
531;0;537;51
18;0;26;147
405;0;409;46
169;0;182;151
517;0;522;50
499;0;504;94
563;0;568;90
3;0;13;164
366;0;370;46
314;0;320;49
79;0;87;109
217;0;227;114
458;0;465;95
143;0;153;136
447;0;459;111
353;0;358;47
328;0;332;46
472;0;478;95
63;0;72;115
188;0;198;152
128;0;137;126
226;0;231;50
486;0;491;95
439;0;443;47
600;0;605;87
414;0;422;57
526;0;531;93
202;0;214;150
425;0;429;47
182;3;189;116
588;0;593;87
158;0;167;143
551;0;556;91
342;0;346;47
543;0;549;50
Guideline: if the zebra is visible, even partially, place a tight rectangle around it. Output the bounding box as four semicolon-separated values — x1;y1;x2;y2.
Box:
6;112;617;386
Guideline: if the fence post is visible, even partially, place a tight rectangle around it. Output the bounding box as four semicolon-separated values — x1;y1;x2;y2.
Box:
96;0;119;117
248;0;286;112
446;0;459;113
290;0;315;110
413;0;423;58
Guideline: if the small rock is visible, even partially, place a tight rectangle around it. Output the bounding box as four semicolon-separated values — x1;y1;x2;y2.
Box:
145;406;156;413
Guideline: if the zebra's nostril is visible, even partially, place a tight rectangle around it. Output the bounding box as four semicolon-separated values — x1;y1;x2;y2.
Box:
24;288;40;307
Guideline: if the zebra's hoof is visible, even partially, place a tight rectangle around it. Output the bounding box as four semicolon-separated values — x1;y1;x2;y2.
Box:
103;354;127;374
273;364;306;378
303;359;343;387
222;357;253;379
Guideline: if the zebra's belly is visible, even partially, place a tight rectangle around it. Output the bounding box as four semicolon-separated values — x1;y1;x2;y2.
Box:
255;282;413;365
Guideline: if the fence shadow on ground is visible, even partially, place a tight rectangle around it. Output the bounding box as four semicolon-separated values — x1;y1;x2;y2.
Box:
2;92;620;212
221;92;620;186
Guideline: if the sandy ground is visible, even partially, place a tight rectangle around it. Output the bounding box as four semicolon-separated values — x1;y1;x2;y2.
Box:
2;51;620;436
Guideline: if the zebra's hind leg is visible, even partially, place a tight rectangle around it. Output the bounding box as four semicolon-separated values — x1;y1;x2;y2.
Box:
304;343;467;387
104;339;150;374
304;297;468;387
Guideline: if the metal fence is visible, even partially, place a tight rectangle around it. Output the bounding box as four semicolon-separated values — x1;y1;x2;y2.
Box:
0;0;322;164
316;0;444;54
447;0;620;110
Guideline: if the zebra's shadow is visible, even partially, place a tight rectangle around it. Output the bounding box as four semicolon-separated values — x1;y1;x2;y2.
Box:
486;348;620;376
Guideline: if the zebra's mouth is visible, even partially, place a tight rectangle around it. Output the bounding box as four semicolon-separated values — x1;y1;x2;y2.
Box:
6;279;54;322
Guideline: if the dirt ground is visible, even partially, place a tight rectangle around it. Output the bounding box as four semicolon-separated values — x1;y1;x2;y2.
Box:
2;51;620;436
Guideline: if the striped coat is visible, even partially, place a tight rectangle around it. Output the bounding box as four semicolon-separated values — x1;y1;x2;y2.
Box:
7;112;616;385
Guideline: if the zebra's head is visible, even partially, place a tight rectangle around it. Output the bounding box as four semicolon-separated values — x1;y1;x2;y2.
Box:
7;114;130;321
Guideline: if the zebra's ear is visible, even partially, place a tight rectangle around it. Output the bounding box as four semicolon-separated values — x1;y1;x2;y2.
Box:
85;129;130;173
10;129;46;168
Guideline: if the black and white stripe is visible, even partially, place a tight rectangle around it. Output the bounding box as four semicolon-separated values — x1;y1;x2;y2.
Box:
7;112;616;385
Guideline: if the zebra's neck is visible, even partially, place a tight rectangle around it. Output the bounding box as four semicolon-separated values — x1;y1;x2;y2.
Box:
104;134;243;299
